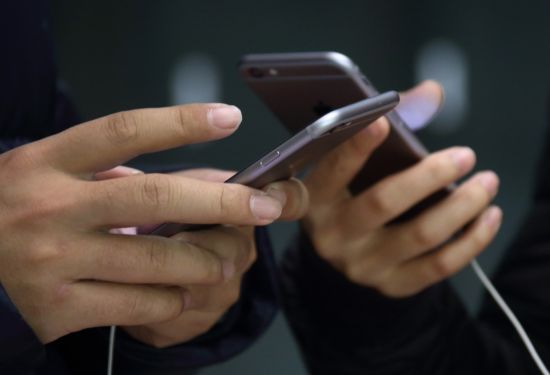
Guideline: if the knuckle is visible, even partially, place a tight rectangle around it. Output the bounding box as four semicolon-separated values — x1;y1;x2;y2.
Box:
127;288;181;322
162;294;184;321
26;240;69;265
429;254;454;279
138;174;171;208
126;291;146;321
144;240;170;271
410;223;440;249
0;146;37;171
52;282;74;306
367;187;395;217
14;193;78;236
16;200;55;225
21;245;50;266
103;111;139;145
0;160;48;228
173;106;194;139
216;185;241;218
205;262;225;285
196;251;224;285
95;181;121;210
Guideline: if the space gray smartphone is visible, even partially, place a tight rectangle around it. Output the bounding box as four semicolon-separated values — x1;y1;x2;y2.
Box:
150;91;399;236
239;51;450;222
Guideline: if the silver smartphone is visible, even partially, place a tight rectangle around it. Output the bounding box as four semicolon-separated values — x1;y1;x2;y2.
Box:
239;51;450;222
150;91;399;236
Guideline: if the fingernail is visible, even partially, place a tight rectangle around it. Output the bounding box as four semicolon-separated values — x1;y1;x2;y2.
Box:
222;261;235;281
477;171;499;197
109;227;138;235
265;185;287;207
250;194;283;222
181;289;192;311
450;147;475;173
207;105;242;129
483;206;502;229
117;166;144;175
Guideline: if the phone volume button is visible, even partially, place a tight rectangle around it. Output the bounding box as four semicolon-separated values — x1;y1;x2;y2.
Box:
260;150;280;167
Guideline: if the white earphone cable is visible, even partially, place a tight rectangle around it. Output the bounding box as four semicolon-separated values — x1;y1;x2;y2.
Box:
103;262;548;375
107;325;116;375
471;259;549;375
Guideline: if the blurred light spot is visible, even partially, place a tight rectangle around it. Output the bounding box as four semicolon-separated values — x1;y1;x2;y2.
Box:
170;53;221;105
415;39;469;133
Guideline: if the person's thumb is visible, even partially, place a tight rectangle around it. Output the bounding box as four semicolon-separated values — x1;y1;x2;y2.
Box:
396;80;444;131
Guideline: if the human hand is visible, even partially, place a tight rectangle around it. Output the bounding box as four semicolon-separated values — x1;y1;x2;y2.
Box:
0;103;301;343
303;81;502;298
109;168;309;347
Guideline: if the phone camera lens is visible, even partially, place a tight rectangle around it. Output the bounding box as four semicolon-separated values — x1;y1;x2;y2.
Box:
248;67;265;78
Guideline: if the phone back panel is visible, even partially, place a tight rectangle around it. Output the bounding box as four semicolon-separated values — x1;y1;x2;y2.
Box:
240;52;449;221
228;92;399;189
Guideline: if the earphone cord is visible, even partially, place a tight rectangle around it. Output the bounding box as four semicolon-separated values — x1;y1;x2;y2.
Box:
107;325;116;375
471;259;549;375
104;262;548;375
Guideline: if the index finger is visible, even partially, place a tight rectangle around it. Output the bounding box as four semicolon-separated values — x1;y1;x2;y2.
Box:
38;103;242;174
305;118;389;204
80;173;285;227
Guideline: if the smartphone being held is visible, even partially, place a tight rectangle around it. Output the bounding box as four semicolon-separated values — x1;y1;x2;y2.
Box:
151;91;399;237
239;51;450;222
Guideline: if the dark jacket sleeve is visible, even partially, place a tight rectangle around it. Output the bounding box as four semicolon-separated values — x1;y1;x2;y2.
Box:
0;287;45;374
280;128;550;374
0;2;76;371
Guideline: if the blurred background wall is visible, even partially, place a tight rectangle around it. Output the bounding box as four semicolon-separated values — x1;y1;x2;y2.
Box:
52;0;550;373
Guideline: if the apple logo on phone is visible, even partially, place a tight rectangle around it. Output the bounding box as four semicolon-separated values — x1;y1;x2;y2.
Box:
313;100;333;118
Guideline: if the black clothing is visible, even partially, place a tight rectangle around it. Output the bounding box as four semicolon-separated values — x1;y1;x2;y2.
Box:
281;120;550;374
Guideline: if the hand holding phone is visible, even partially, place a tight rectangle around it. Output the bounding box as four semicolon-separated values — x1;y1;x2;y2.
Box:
240;52;501;298
239;52;448;221
151;91;399;236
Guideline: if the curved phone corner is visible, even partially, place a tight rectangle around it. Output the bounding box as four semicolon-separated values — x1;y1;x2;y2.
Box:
323;51;358;72
389;90;401;104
